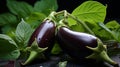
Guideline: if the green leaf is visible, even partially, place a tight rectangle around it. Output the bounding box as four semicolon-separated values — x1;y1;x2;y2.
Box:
34;0;58;15
0;34;17;47
113;31;120;42
117;31;120;42
1;25;15;34
7;0;33;18
0;34;19;60
15;19;33;48
59;61;67;67
51;43;62;55
1;25;16;39
70;24;85;32
93;28;113;40
0;13;17;26
67;18;77;26
97;22;119;41
105;20;120;30
25;12;46;28
0;50;20;60
105;20;120;42
26;12;46;23
99;22;114;36
70;1;106;25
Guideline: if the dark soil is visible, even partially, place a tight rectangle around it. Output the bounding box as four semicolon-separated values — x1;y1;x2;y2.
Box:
1;53;120;67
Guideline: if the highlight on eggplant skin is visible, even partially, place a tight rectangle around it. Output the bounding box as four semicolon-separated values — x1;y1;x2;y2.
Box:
28;19;56;48
57;26;97;60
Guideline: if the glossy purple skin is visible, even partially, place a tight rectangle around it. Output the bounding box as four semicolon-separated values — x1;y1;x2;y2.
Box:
28;20;56;48
57;27;97;60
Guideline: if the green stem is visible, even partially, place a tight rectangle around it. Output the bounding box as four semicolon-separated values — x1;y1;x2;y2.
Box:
100;51;118;66
86;38;118;66
52;10;95;35
22;39;47;65
44;11;56;23
67;13;95;35
54;10;66;16
22;51;38;65
97;39;118;66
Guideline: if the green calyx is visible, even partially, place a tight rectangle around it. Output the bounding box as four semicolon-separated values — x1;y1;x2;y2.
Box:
57;19;69;29
22;39;47;65
44;11;57;25
86;38;118;66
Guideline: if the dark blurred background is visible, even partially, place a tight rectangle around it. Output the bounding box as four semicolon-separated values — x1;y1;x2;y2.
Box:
0;0;120;22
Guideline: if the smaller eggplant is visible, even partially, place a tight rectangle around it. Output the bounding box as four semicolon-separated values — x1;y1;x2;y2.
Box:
57;26;118;66
28;19;56;48
22;19;56;65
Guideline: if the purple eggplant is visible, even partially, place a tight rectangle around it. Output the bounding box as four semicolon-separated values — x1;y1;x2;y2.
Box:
57;26;118;66
28;19;56;48
57;26;97;59
22;19;56;65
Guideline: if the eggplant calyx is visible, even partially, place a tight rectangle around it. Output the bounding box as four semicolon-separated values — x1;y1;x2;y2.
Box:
86;38;118;66
57;19;69;30
22;39;47;65
44;11;56;23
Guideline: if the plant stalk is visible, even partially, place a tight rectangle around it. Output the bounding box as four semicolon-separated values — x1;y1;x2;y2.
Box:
22;51;38;65
100;50;118;66
86;38;118;66
53;10;95;35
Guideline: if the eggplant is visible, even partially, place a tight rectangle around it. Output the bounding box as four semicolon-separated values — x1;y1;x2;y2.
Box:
28;19;56;48
57;26;118;66
22;19;56;65
57;26;97;59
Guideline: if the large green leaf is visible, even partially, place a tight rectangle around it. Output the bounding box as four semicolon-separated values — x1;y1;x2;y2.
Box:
15;19;33;48
73;1;106;22
7;0;33;18
34;0;58;15
0;34;20;60
69;1;106;26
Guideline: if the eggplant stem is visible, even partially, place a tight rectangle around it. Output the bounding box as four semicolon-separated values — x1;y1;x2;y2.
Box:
100;50;118;65
22;51;38;65
86;38;118;66
52;10;95;35
22;39;47;65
